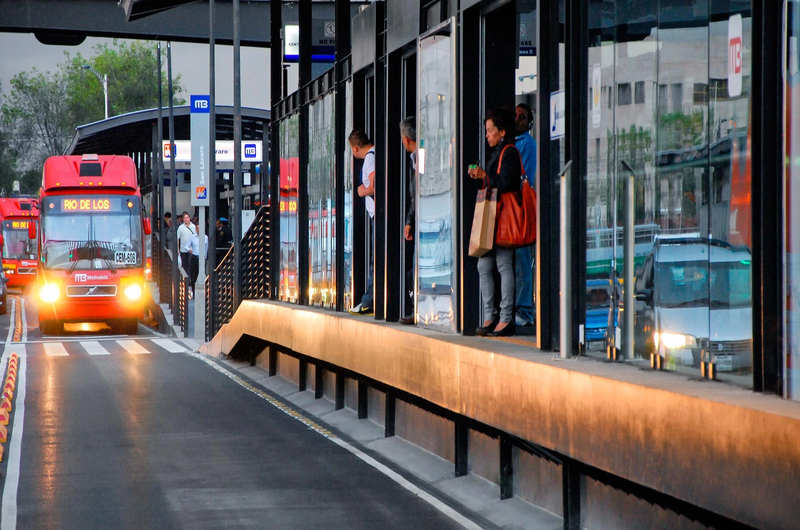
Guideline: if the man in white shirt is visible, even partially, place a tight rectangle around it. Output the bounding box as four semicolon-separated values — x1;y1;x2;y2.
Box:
348;129;375;315
176;211;197;292
189;226;208;287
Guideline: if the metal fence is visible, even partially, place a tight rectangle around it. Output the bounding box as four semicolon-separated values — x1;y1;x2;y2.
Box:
206;205;270;342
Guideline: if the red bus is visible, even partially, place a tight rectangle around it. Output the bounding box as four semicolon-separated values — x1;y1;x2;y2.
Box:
0;197;39;290
33;154;151;335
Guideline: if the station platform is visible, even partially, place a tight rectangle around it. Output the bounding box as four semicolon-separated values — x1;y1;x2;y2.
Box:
203;299;800;529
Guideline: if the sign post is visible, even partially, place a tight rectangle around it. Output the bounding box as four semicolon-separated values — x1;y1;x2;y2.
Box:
190;94;210;341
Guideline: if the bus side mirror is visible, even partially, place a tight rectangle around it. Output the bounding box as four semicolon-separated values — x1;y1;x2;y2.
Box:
143;218;152;235
28;223;36;240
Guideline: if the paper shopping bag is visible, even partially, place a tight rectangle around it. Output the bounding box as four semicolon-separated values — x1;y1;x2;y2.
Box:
469;188;498;257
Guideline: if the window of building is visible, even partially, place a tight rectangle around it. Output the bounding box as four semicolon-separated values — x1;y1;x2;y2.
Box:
635;81;645;104
693;83;709;104
617;83;632;105
670;83;683;112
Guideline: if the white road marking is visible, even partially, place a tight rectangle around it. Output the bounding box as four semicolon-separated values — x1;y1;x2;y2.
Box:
150;339;185;353
43;342;69;357
80;341;110;356
4;298;15;345
188;352;484;530
116;340;150;354
19;298;26;344
1;346;27;530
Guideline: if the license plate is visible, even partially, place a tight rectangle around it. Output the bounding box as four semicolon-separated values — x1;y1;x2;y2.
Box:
114;251;137;265
715;355;733;372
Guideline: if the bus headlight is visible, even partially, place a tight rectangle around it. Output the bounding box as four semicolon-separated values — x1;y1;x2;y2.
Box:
39;283;60;303
124;284;143;301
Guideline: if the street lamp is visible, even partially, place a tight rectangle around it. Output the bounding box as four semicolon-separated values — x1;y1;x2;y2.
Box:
82;64;108;120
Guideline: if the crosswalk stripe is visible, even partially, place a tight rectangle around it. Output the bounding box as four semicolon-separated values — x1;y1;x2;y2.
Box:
80;341;110;356
150;339;185;353
43;343;69;357
115;340;150;354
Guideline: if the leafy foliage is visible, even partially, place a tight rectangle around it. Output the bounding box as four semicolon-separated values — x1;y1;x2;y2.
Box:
0;40;185;192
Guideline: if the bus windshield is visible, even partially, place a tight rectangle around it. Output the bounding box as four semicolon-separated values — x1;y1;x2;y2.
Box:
2;221;37;260
41;195;143;271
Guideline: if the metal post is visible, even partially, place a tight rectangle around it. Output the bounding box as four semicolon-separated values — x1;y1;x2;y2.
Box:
103;74;108;120
195;207;206;340
157;43;165;301
208;0;217;338
622;161;635;360
559;161;573;358
269;0;282;300
168;42;178;314
232;0;242;310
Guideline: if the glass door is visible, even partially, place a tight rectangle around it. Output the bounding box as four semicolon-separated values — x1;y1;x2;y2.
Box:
416;18;457;332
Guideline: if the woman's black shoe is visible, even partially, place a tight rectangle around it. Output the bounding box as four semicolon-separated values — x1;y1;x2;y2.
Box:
489;321;516;337
476;319;499;336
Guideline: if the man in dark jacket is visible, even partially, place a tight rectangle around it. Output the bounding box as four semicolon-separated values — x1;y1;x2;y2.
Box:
399;117;417;325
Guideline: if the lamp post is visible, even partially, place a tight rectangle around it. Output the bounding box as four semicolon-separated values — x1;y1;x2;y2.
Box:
82;65;108;120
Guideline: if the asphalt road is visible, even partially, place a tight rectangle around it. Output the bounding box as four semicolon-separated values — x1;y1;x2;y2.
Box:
0;292;467;529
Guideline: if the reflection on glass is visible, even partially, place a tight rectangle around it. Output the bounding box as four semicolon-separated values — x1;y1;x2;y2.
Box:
307;94;336;308
344;81;354;310
583;1;752;386
279;113;300;303
417;21;456;333
785;1;800;399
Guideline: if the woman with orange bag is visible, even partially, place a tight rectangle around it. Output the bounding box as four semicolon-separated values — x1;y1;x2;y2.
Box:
468;107;523;336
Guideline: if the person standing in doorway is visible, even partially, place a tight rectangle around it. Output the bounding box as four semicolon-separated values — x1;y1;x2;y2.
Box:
348;129;376;316
514;103;537;328
399;117;417;325
189;222;208;287
163;211;174;249
177;211;197;295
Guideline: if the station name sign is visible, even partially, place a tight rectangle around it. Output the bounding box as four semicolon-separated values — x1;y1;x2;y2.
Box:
162;140;263;163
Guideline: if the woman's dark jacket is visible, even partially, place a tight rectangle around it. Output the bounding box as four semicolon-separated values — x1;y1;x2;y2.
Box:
483;139;522;194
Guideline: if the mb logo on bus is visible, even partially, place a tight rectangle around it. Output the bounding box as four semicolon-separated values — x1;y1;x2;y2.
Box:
245;144;257;158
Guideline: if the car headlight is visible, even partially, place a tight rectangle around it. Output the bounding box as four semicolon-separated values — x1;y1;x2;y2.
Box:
39;283;60;303
654;332;697;349
124;283;142;301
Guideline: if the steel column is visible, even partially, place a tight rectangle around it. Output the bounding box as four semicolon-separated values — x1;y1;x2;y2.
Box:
373;19;387;320
233;0;243;310
535;0;561;350
168;42;178;313
269;0;281;300
208;0;218;338
751;0;784;394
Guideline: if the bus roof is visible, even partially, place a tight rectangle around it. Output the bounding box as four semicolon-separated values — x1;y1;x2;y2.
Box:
42;155;137;193
0;197;38;219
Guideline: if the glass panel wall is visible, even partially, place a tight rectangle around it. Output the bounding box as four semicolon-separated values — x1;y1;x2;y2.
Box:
279;113;300;303
583;0;753;386
344;80;354;310
785;0;800;400
307;93;336;308
417;20;457;333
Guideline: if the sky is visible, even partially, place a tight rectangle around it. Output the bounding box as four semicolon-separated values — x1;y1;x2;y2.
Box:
0;33;276;110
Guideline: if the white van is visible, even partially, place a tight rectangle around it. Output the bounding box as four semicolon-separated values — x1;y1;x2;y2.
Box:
634;235;752;372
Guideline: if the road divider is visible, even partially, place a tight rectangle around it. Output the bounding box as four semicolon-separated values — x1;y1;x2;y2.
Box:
0;352;18;463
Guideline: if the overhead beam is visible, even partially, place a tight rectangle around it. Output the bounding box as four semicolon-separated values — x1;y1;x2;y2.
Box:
0;0;355;48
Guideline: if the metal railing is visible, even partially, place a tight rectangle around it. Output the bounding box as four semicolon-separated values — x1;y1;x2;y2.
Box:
206;205;270;341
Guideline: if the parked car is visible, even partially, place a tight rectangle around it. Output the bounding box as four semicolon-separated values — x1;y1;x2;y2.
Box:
585;278;621;348
634;235;752;372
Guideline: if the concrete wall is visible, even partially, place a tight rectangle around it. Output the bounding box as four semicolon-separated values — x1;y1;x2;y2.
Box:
204;300;800;529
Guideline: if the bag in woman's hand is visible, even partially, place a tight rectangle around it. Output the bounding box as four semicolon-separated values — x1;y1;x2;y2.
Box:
469;186;498;257
494;146;537;249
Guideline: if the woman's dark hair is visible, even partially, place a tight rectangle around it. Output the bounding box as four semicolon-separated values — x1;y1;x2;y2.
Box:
485;107;514;140
348;129;372;148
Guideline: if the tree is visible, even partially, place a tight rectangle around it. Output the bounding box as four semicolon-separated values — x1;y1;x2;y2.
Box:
0;40;186;184
63;40;186;127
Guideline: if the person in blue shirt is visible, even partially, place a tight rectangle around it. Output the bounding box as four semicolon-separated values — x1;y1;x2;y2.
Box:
514;104;537;327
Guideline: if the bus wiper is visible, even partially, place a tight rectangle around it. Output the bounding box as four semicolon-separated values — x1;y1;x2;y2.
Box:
67;223;92;276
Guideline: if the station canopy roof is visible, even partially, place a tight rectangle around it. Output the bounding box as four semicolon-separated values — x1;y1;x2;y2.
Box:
65;105;270;157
